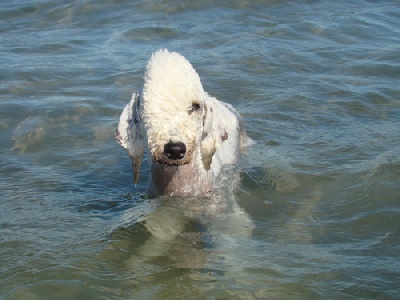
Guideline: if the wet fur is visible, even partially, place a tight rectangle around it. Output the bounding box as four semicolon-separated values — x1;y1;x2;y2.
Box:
116;49;251;197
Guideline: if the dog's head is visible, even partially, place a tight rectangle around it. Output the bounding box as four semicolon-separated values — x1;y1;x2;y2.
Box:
141;49;227;170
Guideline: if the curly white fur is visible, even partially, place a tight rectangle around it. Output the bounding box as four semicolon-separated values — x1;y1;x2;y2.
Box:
116;49;251;198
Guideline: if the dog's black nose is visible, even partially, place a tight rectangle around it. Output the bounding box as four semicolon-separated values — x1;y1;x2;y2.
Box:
164;142;186;160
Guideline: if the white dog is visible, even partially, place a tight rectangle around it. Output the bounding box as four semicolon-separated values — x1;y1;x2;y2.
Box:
115;50;254;267
116;49;251;198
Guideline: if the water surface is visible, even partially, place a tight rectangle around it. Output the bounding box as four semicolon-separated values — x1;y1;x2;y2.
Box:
1;0;400;299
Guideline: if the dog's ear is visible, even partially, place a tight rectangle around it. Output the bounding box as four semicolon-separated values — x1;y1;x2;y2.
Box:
200;99;228;171
116;91;145;185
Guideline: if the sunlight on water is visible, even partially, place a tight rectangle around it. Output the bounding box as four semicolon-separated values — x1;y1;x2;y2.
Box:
1;0;400;299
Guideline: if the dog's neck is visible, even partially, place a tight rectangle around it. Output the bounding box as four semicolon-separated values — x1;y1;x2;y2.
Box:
147;157;212;198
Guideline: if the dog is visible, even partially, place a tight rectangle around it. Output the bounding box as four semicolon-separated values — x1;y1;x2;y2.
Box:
115;49;254;267
116;49;251;198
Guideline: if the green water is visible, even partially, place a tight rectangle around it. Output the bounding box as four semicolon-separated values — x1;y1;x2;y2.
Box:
1;0;400;299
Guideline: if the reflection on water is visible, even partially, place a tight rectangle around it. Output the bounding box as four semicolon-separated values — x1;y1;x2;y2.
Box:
1;0;400;299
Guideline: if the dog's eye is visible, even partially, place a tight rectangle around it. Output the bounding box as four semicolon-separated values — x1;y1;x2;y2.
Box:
188;103;201;115
192;103;201;111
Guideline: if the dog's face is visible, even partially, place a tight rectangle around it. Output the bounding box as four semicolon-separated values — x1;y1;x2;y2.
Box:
142;50;212;169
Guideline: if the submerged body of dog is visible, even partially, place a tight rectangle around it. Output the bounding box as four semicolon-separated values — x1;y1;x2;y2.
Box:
116;49;253;263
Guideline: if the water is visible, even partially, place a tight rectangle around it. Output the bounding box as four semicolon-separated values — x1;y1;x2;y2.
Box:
1;0;400;298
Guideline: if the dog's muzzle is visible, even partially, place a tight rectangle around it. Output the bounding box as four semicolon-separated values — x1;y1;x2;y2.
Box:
153;141;191;165
164;141;186;160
